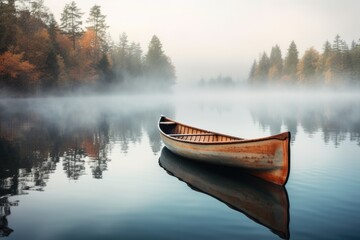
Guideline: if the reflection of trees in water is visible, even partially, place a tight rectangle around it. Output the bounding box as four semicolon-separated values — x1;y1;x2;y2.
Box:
0;98;172;183
143;109;173;154
0;98;172;234
250;102;299;143
113;114;143;154
110;107;173;155
250;99;360;146
0;197;16;237
63;147;86;180
0;100;172;182
87;118;110;179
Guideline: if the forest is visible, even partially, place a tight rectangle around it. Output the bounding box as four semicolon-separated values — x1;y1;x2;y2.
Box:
248;36;360;88
2;1;360;96
0;0;176;95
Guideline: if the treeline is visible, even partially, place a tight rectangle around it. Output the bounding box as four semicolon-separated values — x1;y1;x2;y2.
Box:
198;75;235;88
249;35;360;87
0;0;175;94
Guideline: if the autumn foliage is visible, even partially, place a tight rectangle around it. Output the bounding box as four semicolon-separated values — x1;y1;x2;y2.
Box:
0;52;35;79
249;36;360;87
0;1;175;94
0;1;110;93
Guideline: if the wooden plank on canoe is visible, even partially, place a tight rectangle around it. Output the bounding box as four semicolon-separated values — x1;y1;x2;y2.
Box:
168;133;215;137
160;122;176;125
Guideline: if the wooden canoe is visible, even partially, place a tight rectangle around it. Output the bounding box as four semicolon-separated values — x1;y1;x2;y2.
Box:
159;147;290;239
158;116;291;186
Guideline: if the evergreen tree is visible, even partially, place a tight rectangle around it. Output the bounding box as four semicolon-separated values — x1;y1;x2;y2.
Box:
144;35;175;88
127;42;143;77
112;32;129;81
28;0;50;23
318;40;332;82
97;53;113;86
257;52;270;83
350;40;360;84
269;45;283;81
60;1;83;49
248;60;257;84
341;41;353;82
0;0;17;53
297;47;320;84
47;14;60;51
43;49;59;89
332;34;342;52
325;35;345;85
86;5;108;60
283;41;299;81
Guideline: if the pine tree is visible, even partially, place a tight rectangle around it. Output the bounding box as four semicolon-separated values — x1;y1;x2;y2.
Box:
248;60;257;84
112;32;129;81
86;5;108;61
43;49;60;89
117;32;129;69
60;1;83;49
128;42;143;77
144;35;175;88
283;41;299;81
350;40;360;84
257;52;270;83
332;34;342;52
47;14;60;51
43;15;61;91
29;0;50;23
0;0;17;53
297;47;320;84
325;35;345;85
318;40;332;82
341;41;352;83
269;45;283;81
97;53;113;86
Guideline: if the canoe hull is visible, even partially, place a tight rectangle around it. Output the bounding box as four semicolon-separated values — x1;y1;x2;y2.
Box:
159;116;290;185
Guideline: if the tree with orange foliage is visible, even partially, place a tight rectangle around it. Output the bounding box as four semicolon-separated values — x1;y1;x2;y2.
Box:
71;29;98;83
0;51;39;90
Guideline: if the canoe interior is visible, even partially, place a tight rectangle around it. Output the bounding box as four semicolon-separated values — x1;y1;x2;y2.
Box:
159;116;243;143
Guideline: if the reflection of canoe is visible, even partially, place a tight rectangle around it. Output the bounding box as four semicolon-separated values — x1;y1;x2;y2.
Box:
159;147;290;239
158;116;291;185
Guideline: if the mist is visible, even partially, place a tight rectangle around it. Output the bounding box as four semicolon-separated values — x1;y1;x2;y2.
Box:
45;0;360;82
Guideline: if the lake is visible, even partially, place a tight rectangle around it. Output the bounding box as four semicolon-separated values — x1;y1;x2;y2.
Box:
1;91;359;239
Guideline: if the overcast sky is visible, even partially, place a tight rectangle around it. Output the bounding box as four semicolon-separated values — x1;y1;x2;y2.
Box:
46;0;360;83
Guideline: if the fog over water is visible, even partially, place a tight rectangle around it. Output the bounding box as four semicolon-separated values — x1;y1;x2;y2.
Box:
1;90;360;239
1;89;359;147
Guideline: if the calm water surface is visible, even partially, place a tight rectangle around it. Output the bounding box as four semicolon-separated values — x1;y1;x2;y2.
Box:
0;92;359;239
